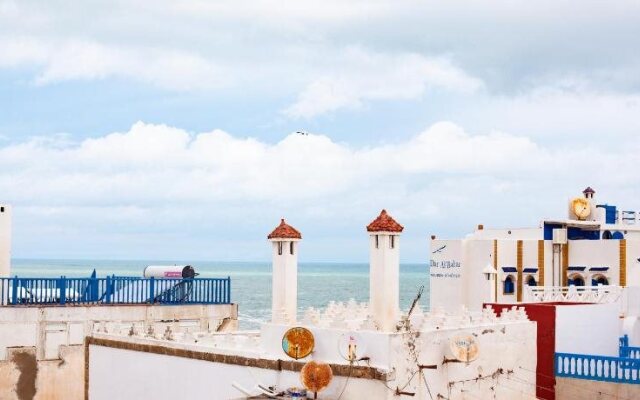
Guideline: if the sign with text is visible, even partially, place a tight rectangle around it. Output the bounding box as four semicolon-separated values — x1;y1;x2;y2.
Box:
429;240;464;312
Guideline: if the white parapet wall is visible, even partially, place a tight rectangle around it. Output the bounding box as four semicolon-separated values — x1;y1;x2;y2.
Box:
0;303;238;400
87;305;537;400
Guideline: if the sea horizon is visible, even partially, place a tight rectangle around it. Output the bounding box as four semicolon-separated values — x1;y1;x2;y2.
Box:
10;258;431;329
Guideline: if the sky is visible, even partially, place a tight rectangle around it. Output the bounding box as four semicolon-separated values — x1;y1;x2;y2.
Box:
1;0;640;262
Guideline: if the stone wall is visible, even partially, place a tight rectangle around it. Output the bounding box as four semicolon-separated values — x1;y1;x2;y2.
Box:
556;377;640;400
0;303;237;400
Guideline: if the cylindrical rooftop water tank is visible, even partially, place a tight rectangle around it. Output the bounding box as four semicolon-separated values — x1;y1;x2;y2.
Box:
143;265;196;279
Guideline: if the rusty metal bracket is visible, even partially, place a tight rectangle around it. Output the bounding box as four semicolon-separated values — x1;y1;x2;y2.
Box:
395;388;416;396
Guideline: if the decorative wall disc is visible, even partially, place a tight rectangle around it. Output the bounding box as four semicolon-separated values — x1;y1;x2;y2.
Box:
449;334;479;362
300;361;333;397
282;327;315;359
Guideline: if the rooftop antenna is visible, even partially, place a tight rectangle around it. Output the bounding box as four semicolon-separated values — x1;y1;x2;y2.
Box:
407;285;425;318
398;285;425;331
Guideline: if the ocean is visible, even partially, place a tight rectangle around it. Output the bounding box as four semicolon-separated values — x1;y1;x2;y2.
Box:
11;259;430;329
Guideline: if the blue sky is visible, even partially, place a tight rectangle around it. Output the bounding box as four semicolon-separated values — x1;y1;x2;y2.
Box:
1;1;640;262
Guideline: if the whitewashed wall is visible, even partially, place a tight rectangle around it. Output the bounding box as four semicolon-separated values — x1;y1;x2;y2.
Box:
89;344;377;400
89;319;537;400
569;240;620;286
463;240;494;310
626;240;640;287
555;303;619;356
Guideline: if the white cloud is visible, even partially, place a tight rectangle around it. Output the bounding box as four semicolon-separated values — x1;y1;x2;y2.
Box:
0;37;226;90
282;48;482;118
482;87;640;140
1;120;636;208
1;0;638;120
3;120;640;259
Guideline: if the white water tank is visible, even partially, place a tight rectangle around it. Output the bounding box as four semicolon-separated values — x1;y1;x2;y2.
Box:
143;265;197;279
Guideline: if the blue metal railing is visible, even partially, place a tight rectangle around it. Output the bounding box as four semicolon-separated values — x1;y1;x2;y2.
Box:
621;335;630;349
556;353;640;383
619;335;640;359
0;276;231;306
620;347;640;359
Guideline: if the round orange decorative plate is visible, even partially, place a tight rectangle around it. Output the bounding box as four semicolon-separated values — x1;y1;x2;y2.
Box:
282;327;315;359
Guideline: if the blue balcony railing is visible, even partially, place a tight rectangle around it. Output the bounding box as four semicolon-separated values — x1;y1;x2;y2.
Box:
0;276;231;306
556;353;640;383
621;334;630;349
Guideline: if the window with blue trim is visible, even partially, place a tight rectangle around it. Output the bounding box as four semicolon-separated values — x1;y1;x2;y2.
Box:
612;231;625;240
568;274;585;286
504;275;515;294
592;275;608;286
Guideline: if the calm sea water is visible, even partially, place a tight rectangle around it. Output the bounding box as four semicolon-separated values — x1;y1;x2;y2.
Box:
11;259;430;328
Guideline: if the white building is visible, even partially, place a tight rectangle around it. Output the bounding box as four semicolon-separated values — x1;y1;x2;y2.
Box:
0;204;11;277
430;187;640;312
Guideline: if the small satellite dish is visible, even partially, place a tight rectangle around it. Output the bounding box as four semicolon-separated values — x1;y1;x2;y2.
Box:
338;333;364;362
449;334;479;363
282;327;315;360
301;361;333;399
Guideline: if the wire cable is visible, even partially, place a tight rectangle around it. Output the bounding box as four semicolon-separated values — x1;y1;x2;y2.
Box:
420;370;435;400
336;361;353;400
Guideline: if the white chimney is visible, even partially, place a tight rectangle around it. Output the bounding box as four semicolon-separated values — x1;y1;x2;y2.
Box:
367;210;403;332
268;219;301;324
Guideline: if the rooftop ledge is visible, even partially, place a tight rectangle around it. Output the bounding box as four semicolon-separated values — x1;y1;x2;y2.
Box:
87;335;390;381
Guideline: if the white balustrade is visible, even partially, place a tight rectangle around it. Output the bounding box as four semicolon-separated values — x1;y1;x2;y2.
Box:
524;285;623;303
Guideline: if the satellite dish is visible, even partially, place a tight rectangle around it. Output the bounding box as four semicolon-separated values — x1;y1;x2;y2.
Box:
301;361;333;399
338;333;365;362
449;334;479;363
282;327;315;360
571;197;591;220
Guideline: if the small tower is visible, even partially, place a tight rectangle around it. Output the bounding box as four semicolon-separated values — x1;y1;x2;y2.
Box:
367;209;403;331
268;219;301;324
583;186;595;200
0;204;11;277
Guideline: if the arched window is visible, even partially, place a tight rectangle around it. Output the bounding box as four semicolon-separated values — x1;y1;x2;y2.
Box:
602;230;612;240
504;275;515;295
526;275;537;287
277;242;283;255
375;235;379;249
390;235;395;249
592;275;609;286
612;231;625;240
290;242;295;255
568;274;585;287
